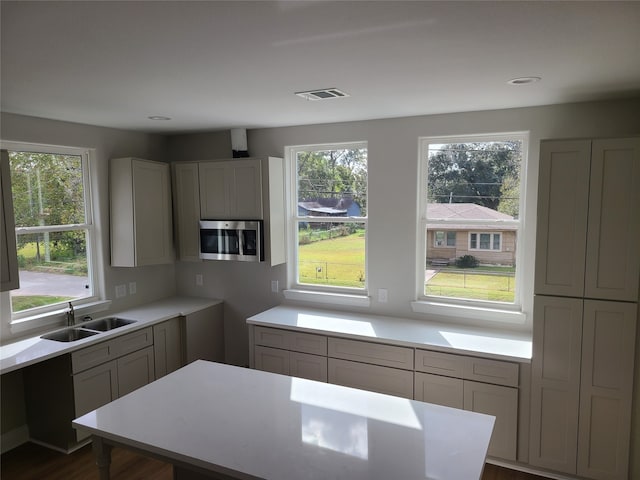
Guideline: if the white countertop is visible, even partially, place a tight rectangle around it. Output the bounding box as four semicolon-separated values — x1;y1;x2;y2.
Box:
74;360;495;480
248;305;532;362
0;296;222;375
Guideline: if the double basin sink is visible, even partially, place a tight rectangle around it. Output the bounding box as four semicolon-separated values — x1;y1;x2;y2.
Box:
41;317;137;342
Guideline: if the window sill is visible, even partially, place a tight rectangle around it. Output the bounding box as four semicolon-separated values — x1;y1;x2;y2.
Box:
9;300;112;334
283;289;371;308
411;300;526;325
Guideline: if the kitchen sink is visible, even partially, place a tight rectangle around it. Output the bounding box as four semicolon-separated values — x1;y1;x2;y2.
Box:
81;317;137;331
41;328;100;342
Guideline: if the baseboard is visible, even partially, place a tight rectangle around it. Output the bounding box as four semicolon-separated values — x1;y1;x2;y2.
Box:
1;425;29;454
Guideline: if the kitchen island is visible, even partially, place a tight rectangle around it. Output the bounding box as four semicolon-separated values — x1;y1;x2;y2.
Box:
74;360;495;480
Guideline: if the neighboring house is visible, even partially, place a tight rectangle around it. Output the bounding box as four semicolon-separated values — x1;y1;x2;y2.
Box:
298;195;361;218
426;203;516;266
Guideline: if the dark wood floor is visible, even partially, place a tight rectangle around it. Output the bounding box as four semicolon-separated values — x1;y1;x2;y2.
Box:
1;442;548;480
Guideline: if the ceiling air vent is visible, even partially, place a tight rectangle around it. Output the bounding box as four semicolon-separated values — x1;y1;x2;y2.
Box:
295;88;350;101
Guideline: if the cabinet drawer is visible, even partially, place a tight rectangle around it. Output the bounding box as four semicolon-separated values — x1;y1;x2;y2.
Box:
254;326;289;350
113;327;153;357
464;357;519;387
328;338;414;370
290;352;327;382
415;349;465;377
328;358;414;399
72;341;116;374
254;326;327;355
254;345;290;375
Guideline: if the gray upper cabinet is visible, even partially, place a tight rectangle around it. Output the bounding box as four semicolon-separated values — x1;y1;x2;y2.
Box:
535;138;640;301
1;149;20;291
110;157;174;267
173;156;285;265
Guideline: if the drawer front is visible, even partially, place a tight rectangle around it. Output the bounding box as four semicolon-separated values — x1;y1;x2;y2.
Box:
328;358;414;399
328;338;414;370
72;340;114;373
254;326;289;350
290;352;328;382
289;331;327;356
254;345;290;375
415;350;465;377
113;327;153;357
464;357;519;387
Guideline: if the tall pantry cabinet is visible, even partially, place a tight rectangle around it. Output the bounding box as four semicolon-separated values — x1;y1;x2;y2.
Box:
530;138;640;480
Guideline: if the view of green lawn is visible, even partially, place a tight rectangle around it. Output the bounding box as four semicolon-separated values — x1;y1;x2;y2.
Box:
298;230;366;288
299;231;515;301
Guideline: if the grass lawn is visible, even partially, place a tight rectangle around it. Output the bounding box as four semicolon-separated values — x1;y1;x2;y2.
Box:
12;295;72;312
426;271;516;302
298;231;366;288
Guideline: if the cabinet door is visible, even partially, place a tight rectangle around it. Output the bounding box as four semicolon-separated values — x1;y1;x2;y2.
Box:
328;358;414;399
172;162;201;261
153;317;184;379
1;149;19;291
414;372;463;409
73;360;118;441
116;346;155;397
254;345;290;375
464;380;518;461
132;159;173;265
577;300;637;480
230;159;262;219
534;140;591;297
529;295;583;473
290;352;327;382
184;304;224;364
584;138;640;302
199;162;229;218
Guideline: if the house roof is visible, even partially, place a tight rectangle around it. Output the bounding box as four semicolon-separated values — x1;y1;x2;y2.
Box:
426;203;517;231
299;197;356;216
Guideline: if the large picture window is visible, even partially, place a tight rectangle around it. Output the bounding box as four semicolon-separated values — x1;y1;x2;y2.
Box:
288;143;367;293
4;143;98;320
418;133;526;307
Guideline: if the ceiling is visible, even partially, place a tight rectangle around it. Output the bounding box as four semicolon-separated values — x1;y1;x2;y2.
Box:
1;1;639;134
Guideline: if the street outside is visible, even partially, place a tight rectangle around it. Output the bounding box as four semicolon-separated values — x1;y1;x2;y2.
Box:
10;270;90;298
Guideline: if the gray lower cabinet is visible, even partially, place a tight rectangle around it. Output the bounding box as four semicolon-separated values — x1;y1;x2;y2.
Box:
250;324;520;461
153;317;184;378
25;327;157;450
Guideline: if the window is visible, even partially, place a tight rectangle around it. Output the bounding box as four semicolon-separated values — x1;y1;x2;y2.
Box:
469;232;501;251
417;133;526;311
3;143;99;321
287;143;367;294
434;231;456;247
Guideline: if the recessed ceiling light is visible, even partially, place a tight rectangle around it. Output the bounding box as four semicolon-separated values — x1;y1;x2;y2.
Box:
507;77;541;86
295;88;350;101
148;115;171;121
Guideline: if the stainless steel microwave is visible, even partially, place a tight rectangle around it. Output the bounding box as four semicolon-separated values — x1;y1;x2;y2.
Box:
199;220;264;262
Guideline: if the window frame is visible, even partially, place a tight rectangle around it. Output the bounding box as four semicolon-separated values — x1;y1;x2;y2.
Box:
1;140;106;333
284;142;370;306
469;232;502;252
413;132;528;324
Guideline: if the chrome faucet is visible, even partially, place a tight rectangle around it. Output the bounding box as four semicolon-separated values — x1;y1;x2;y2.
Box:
66;302;75;327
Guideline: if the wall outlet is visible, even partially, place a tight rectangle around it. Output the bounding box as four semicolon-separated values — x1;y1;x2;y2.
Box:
129;282;137;295
378;288;388;303
115;284;127;299
196;274;203;286
271;280;279;293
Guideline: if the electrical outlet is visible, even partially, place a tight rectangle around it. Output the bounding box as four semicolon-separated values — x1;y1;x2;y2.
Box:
129;282;137;295
196;274;203;286
271;280;279;293
115;284;127;299
378;288;388;303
